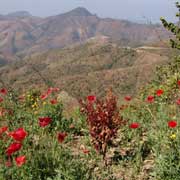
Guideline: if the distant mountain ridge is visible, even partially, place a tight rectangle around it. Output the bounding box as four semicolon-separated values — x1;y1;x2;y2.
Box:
0;7;170;62
6;11;32;18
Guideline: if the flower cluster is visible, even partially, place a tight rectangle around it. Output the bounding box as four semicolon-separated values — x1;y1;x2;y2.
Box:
0;88;8;103
4;127;27;167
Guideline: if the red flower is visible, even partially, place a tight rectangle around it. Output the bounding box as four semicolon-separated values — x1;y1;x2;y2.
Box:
178;80;180;86
57;132;67;143
9;128;27;141
15;155;26;167
147;95;154;103
156;89;164;96
82;149;90;154
129;122;140;129
50;99;58;105
0;97;3;103
47;87;60;94
40;93;48;100
39;117;52;127
176;99;180;105
0;126;8;139
87;95;96;103
0;88;7;95
168;120;177;128
52;88;60;92
46;88;53;95
5;160;12;167
6;142;22;156
0;126;8;135
124;95;132;101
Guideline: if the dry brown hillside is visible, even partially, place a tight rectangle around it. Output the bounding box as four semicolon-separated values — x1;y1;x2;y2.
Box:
0;41;172;99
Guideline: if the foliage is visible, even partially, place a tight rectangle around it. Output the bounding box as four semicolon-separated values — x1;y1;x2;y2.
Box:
160;2;180;49
80;90;125;165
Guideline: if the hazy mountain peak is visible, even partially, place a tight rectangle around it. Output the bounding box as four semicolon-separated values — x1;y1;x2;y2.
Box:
7;11;32;18
64;7;92;16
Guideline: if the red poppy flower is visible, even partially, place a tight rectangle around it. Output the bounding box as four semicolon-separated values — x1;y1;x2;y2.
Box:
52;88;60;92
147;95;154;103
0;108;5;116
124;96;132;101
40;93;48;100
9;128;27;141
0;97;3;103
156;89;164;96
6;142;22;156
87;95;96;103
176;99;180;105
178;80;180;86
0;126;8;139
0;88;7;95
82;149;90;154
168;120;177;128
57;132;67;143
129;122;140;129
39;117;52;127
46;88;53;95
48;87;60;93
5;160;12;167
0;126;8;135
15;155;26;167
50;99;58;105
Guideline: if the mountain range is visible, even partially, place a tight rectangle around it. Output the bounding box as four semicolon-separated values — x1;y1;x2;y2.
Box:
0;7;170;63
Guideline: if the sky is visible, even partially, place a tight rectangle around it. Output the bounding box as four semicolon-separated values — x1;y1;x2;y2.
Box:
0;0;178;23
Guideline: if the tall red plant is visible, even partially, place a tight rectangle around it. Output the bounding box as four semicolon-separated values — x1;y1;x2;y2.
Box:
80;90;124;165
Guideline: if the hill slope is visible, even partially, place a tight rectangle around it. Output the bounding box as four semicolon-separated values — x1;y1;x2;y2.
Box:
0;41;171;98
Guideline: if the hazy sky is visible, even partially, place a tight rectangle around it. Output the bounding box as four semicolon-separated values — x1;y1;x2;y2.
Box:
0;0;178;23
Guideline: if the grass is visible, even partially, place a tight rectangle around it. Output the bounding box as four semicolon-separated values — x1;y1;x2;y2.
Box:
0;55;180;180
